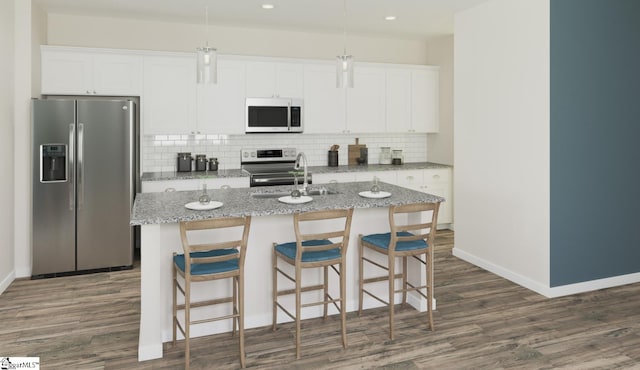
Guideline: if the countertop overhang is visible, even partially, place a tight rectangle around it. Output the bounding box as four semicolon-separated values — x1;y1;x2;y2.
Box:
131;181;445;226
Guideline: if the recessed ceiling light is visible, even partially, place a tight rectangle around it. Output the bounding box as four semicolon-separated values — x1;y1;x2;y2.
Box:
385;16;397;21
262;4;275;10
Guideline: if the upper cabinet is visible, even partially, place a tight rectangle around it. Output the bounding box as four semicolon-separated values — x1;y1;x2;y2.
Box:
385;67;439;133
346;66;387;133
41;46;142;96
411;68;439;133
40;46;440;136
385;68;412;132
142;55;196;135
245;61;304;98
197;59;246;134
303;63;346;134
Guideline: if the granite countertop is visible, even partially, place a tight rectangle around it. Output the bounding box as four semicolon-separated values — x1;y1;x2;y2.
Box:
131;181;445;225
141;162;451;182
141;168;247;181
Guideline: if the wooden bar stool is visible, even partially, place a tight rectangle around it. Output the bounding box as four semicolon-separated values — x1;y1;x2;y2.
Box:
358;202;439;339
172;215;251;369
272;208;354;359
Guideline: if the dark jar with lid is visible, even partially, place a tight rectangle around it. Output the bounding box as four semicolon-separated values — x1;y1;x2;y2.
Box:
177;152;192;172
195;154;207;171
209;158;219;171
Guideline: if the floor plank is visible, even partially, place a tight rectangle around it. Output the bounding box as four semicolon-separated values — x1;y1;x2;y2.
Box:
1;230;639;369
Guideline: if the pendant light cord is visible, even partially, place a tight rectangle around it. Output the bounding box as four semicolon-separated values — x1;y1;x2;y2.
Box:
205;6;210;48
342;0;347;55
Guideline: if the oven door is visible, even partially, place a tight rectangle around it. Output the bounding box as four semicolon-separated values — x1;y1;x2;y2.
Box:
246;98;290;133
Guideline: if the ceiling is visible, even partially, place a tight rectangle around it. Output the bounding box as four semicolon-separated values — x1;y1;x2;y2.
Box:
33;0;487;40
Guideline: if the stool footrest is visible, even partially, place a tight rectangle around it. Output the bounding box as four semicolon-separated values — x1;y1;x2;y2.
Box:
362;289;389;305
363;273;403;285
276;283;324;297
176;296;234;310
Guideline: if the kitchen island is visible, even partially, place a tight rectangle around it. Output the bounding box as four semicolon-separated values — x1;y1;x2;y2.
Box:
131;181;444;361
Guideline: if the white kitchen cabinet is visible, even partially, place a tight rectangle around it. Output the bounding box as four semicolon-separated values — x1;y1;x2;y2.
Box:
385;68;412;133
411;69;440;133
355;170;397;185
41;47;142;96
245;61;303;98
143;55;196;135
312;172;357;184
346;66;387;133
197;59;246;134
396;169;424;191
303;63;347;134
142;177;249;193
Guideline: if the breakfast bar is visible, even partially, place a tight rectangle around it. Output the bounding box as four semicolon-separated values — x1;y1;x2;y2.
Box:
130;181;444;361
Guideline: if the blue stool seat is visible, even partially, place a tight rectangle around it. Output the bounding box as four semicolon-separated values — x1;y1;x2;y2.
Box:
275;239;340;262
361;231;428;251
173;249;239;275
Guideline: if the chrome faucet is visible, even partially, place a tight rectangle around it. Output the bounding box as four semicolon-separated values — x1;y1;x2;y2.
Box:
294;152;309;194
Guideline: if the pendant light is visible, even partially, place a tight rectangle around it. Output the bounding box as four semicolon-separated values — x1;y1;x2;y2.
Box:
197;6;217;84
336;0;354;88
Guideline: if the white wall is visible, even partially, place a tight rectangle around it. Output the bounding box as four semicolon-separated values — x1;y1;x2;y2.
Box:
453;0;550;293
426;35;454;166
47;13;429;65
0;0;16;293
11;2;46;280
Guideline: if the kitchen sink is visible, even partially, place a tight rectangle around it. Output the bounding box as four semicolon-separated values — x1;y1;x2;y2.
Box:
250;187;338;199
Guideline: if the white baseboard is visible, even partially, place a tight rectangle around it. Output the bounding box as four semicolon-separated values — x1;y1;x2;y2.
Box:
453;247;640;298
0;270;16;295
452;247;550;296
545;271;640;298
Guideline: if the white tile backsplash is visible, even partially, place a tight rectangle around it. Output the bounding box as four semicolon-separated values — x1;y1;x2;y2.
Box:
141;133;428;172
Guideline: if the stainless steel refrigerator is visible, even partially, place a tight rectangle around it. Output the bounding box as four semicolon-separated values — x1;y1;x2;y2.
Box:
31;98;137;277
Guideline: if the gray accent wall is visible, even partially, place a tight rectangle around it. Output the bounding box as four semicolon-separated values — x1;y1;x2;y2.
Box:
550;0;640;286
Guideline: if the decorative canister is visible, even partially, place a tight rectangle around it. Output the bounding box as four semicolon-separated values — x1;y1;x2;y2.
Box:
195;154;207;171
209;157;219;171
379;147;392;165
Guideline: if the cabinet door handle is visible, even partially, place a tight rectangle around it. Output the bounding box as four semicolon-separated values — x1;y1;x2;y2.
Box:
164;187;176;192
406;176;414;180
433;175;440;179
86;90;91;94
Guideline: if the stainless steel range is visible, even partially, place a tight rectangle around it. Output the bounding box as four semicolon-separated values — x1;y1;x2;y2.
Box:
241;148;312;187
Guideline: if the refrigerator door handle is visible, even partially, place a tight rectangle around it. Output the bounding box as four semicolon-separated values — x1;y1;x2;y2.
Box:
78;123;84;209
69;123;75;211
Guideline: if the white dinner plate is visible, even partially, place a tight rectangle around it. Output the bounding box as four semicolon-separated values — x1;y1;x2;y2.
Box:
185;201;224;210
278;195;313;204
358;191;392;199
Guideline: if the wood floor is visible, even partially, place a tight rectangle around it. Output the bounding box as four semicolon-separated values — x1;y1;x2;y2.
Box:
1;230;640;369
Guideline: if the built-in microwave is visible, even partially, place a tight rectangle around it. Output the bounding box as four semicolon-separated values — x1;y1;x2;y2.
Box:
246;97;303;133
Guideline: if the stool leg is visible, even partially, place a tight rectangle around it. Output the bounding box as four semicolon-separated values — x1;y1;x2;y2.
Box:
402;256;408;305
172;265;177;346
427;250;434;331
388;254;395;340
233;276;238;336
272;245;277;331
185;280;191;369
340;261;347;348
295;266;302;359
358;236;364;316
323;265;329;320
239;273;246;368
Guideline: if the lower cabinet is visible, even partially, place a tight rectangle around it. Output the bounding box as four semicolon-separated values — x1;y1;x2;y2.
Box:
315;168;452;226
